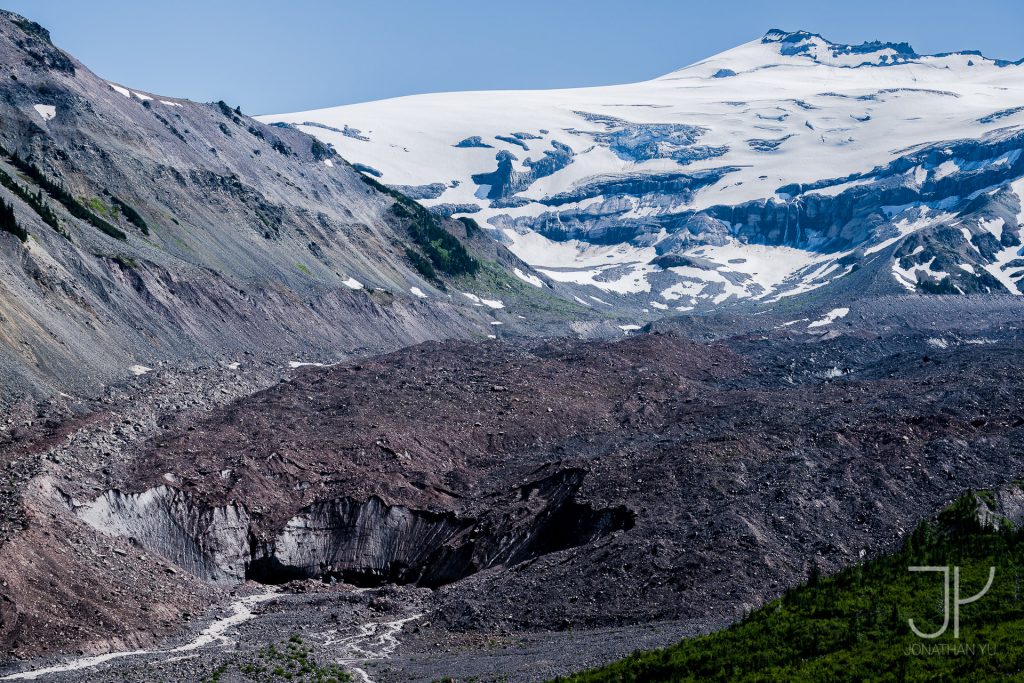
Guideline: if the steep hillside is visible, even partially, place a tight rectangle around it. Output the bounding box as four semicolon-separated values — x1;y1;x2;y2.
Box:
557;489;1024;683
265;30;1024;308
0;11;594;408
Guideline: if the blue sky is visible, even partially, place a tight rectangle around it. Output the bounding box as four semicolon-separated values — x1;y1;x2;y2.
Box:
4;0;1022;115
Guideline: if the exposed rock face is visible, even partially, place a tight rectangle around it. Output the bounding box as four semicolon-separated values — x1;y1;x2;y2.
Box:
763;29;918;64
576;114;729;165
466;469;635;572
470;142;574;201
389;183;448;200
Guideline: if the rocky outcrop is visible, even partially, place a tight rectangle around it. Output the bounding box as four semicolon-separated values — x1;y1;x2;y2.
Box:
471;142;574;200
389;183;448;200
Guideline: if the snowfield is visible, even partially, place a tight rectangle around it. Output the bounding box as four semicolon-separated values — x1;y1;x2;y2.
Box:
261;30;1024;307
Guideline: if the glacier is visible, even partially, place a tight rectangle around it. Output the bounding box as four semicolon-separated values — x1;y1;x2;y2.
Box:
260;30;1024;309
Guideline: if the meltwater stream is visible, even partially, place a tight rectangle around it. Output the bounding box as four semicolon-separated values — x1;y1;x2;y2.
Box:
322;614;423;683
1;589;423;683
0;591;279;680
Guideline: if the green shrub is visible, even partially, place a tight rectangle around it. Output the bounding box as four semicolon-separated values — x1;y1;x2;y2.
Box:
108;195;149;235
405;247;437;281
391;201;479;276
457;216;481;235
111;254;138;269
87;196;111;217
272;139;292;156
310;139;332;160
225;635;353;682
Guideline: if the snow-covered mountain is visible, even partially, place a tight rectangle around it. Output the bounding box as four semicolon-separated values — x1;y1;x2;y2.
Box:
262;30;1024;309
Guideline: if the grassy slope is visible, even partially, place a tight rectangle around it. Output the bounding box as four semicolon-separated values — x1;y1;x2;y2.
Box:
555;492;1024;682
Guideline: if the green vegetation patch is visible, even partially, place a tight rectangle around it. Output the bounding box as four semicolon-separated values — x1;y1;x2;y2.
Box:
201;634;353;683
108;195;149;234
0;199;27;242
555;491;1024;683
0;144;126;241
0;166;59;234
405;247;437;281
457;260;592;318
358;174;479;279
87;196;111;217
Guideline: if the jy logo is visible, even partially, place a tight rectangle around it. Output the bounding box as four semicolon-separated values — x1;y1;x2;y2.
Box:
907;566;995;638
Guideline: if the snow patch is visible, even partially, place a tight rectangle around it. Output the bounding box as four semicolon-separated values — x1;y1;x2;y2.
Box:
32;104;56;121
807;307;850;328
513;267;544;288
462;292;504;309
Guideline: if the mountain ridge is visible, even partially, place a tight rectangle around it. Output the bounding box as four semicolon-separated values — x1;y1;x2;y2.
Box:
0;9;606;407
754;28;1022;68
